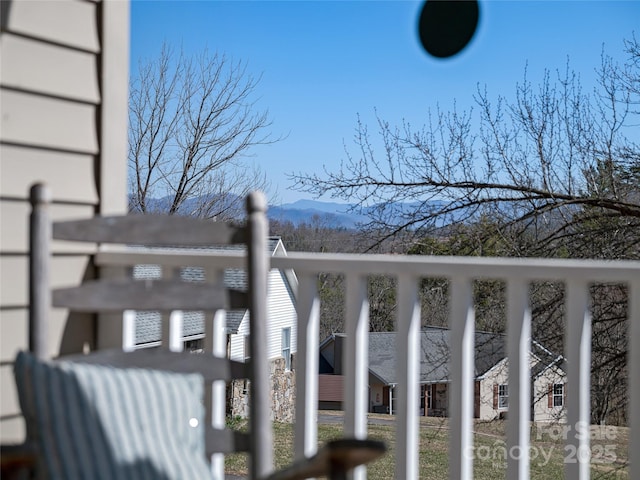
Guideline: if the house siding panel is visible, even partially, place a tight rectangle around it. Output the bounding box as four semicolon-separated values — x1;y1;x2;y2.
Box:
229;268;297;363
1;0;130;441
1;90;99;153
229;313;249;361
480;359;512;421
0;145;98;203
318;374;344;402
0;310;29;363
1;255;92;308
1;201;97;253
1;33;100;102
2;0;100;52
533;366;567;422
0;305;94;440
265;270;297;361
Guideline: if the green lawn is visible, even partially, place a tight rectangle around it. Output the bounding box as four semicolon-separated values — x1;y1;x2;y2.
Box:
225;414;629;479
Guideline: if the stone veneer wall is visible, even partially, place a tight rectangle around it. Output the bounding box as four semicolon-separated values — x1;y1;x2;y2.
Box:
227;356;296;422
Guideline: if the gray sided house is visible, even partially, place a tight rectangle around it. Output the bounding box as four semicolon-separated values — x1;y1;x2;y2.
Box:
319;327;566;422
132;237;298;421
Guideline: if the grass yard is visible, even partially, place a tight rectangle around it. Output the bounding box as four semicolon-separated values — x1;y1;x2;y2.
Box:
225;414;629;479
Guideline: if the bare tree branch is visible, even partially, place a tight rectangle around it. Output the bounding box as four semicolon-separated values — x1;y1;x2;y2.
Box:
289;38;640;255
129;44;279;219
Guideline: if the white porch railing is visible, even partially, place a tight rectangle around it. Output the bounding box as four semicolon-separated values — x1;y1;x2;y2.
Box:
97;249;640;480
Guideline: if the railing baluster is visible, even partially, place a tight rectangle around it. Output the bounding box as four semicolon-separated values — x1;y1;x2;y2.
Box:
294;273;321;461
395;274;421;480
98;263;135;351
205;267;226;479
506;279;531;480
450;277;475;480
564;280;592;480
162;266;184;352
121;310;137;352
344;273;370;480
97;248;638;480
629;279;640;480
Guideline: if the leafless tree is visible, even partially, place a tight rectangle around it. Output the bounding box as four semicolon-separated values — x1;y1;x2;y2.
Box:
129;44;277;219
289;37;640;256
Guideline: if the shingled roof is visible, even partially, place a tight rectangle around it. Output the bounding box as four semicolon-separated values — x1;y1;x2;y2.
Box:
364;327;505;385
133;237;284;345
324;326;562;386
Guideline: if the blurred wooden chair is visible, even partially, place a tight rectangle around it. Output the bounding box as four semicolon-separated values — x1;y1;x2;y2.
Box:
6;183;385;479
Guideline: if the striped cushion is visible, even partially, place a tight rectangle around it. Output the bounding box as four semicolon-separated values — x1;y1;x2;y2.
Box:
14;351;212;479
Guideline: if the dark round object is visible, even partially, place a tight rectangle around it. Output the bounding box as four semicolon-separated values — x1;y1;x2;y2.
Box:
418;0;480;58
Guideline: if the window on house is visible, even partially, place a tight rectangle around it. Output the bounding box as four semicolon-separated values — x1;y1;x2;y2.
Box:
390;385;398;415
419;384;432;413
244;335;250;361
184;338;203;353
281;327;291;370
498;384;509;409
553;383;564;407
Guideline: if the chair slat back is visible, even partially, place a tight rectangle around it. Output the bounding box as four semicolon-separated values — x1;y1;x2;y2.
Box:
28;182;274;478
61;349;249;382
53;215;246;246
53;279;247;312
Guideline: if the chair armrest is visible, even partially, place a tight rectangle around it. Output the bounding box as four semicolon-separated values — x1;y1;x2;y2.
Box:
264;438;386;480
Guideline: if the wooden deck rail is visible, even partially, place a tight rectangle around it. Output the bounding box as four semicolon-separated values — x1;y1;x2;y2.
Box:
96;249;640;480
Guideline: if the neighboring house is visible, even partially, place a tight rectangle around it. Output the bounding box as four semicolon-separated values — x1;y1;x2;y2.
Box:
319;327;566;423
132;237;298;421
1;0;130;443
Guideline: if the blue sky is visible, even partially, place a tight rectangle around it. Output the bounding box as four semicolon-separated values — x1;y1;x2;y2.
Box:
130;1;639;204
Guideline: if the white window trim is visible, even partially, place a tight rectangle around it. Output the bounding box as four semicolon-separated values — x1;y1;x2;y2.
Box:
553;383;564;407
498;384;509;409
281;327;291;371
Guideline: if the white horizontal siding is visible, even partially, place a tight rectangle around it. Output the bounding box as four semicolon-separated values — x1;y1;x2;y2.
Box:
1;90;98;153
0;310;29;363
0;0;131;446
229;313;249;362
0;33;100;102
0;145;99;203
0;256;92;307
266;269;297;361
1;201;97;253
0;302;93;443
3;0;100;52
228;269;297;362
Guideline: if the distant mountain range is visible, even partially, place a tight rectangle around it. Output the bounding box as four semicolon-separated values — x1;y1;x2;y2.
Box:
132;195;452;230
268;199;370;229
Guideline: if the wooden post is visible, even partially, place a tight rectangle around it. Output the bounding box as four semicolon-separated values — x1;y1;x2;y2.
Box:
294;273;321;461
246;191;273;479
29;183;52;360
